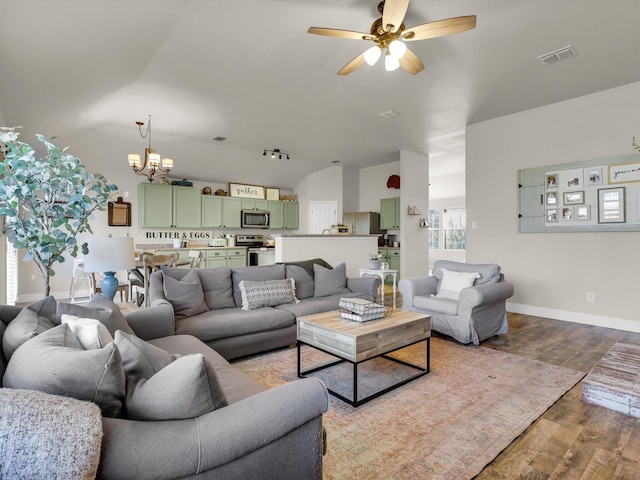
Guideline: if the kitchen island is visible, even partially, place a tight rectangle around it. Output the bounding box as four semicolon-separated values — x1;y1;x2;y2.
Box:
274;235;379;277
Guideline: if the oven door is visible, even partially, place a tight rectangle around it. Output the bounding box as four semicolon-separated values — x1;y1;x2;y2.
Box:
241;210;270;228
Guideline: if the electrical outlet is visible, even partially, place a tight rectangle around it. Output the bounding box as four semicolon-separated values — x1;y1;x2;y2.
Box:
586;292;595;303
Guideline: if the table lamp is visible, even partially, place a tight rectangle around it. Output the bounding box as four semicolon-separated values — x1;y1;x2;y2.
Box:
83;236;135;301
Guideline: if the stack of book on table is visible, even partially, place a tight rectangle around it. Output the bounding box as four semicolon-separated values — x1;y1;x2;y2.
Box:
339;297;386;322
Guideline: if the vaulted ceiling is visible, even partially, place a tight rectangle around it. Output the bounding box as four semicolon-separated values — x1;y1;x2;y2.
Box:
1;0;639;191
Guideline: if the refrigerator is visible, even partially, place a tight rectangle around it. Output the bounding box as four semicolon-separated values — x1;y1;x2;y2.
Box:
342;212;385;237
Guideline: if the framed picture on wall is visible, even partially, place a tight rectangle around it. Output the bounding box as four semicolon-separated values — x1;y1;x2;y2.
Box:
598;187;626;223
563;191;584;205
586;168;603;186
545;172;558;189
546;192;557;206
576;205;591;221
562;207;573;221
546;209;558;223
560;169;583;188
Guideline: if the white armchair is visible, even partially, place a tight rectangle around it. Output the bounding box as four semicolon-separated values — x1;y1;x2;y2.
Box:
398;260;514;345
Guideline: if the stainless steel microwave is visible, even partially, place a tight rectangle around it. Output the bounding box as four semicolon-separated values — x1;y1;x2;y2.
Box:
241;210;270;229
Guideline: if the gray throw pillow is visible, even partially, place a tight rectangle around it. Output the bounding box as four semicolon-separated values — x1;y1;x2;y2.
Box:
114;330;177;381
3;324;126;417
231;264;286;306
57;294;134;336
124;353;228;421
313;262;350;297
2;296;59;361
285;265;315;299
239;278;300;311
161;268;209;319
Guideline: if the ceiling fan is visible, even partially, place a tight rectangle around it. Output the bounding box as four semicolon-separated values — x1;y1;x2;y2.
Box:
307;0;476;75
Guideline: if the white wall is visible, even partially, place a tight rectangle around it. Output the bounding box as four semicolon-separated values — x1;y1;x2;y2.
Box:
467;80;640;332
295;166;344;233
358;161;400;212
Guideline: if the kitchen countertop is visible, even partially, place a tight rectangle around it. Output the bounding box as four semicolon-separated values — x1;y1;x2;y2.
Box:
274;234;378;238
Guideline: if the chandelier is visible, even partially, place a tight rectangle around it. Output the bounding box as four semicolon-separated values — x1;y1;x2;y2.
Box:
127;114;173;182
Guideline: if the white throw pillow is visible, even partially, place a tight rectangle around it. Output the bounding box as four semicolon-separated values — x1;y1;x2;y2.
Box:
436;268;481;301
61;314;114;350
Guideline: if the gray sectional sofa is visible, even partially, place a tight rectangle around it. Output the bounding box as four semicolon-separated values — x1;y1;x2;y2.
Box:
149;259;380;360
0;295;329;479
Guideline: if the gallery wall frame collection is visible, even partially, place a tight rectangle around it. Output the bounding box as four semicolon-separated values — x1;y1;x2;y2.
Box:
518;154;640;233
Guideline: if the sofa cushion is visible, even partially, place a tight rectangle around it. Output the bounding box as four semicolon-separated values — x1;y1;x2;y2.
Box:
436;268;481;301
231;264;286;307
113;330;177;381
239;278;299;311
57;295;134;336
3;324;126;417
2;296;58;361
198;267;236;310
413;295;459;316
314;262;350;297
124;353;228;421
161;267;209;319
285;264;315;299
432;260;502;285
60;314;114;350
175;307;295;342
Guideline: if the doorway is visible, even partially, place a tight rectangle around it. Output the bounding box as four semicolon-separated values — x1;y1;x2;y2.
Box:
309;201;337;234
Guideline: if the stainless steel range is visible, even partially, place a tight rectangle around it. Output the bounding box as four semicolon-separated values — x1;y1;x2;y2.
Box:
236;235;275;266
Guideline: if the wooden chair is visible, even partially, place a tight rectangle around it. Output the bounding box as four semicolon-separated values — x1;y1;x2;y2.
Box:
188;250;203;268
138;253;179;308
88;272;129;302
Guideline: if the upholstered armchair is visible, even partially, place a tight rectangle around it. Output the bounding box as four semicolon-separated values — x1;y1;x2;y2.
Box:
398;260;514;345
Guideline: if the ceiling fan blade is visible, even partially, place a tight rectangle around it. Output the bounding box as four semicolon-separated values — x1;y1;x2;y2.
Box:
338;52;367;75
403;15;476;41
382;0;410;33
308;27;370;40
399;47;424;75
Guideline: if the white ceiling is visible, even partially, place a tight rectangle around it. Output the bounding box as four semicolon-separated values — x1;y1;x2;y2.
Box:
1;0;639;190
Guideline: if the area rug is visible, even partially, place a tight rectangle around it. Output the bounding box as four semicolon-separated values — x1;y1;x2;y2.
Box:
233;338;585;480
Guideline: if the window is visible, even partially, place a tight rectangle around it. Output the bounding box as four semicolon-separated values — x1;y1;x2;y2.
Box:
443;208;466;250
428;209;439;249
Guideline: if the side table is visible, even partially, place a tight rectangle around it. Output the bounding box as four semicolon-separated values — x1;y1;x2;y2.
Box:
358;268;398;308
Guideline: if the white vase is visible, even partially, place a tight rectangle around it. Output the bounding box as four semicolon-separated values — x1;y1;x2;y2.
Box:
369;260;379;269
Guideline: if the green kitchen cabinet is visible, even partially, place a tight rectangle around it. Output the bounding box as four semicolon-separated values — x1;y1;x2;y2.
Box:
283;201;299;230
380;197;400;230
378;247;400;284
222;197;242;229
268;200;284;229
173;186;202;228
138;184;201;228
226;248;247;267
202;195;224;228
241;198;269;211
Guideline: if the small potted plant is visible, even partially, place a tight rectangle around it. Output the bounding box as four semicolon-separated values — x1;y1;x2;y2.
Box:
368;253;382;269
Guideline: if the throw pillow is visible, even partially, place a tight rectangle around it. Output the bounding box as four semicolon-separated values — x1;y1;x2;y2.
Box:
313;262;350;297
124;353;228;421
3;324;126;417
231;264;286;307
113;330;177;381
57;294;134;336
238;278;300;311
436;268;481;301
161;267;209;319
2;296;59;361
285;265;315;299
61;314;114;350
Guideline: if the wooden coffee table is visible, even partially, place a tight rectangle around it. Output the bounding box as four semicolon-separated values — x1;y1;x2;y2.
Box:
297;309;431;407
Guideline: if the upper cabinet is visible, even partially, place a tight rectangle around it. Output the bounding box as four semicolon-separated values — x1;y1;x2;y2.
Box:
139;184;201;228
139;183;298;230
380;197;400;230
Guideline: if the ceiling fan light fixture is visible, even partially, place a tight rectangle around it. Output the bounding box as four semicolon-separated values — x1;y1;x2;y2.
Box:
388;39;407;59
364;45;382;65
384;53;400;71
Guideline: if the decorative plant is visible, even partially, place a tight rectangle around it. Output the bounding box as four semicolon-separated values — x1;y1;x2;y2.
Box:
633;137;640;153
0;127;118;296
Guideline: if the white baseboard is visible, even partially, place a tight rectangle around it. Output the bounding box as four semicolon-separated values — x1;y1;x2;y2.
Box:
507;301;640;334
16;288;92;305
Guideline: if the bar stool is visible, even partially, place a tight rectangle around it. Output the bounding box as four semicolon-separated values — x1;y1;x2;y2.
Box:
68;258;90;303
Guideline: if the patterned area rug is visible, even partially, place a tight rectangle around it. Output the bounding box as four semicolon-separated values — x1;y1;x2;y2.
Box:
233;338;585;480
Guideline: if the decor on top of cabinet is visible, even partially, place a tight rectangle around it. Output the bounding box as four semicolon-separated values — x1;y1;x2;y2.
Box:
280;194;298;202
127;114;174;183
266;187;280;201
202;186;212;195
229;182;265;199
215;189;227;196
171;179;193;187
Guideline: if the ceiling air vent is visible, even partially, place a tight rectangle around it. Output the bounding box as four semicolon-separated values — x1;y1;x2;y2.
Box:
536;45;577;65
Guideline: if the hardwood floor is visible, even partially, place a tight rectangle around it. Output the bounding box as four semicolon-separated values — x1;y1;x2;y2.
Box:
477;312;640;479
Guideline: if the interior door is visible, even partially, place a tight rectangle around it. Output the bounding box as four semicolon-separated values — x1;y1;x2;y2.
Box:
309;201;337;234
